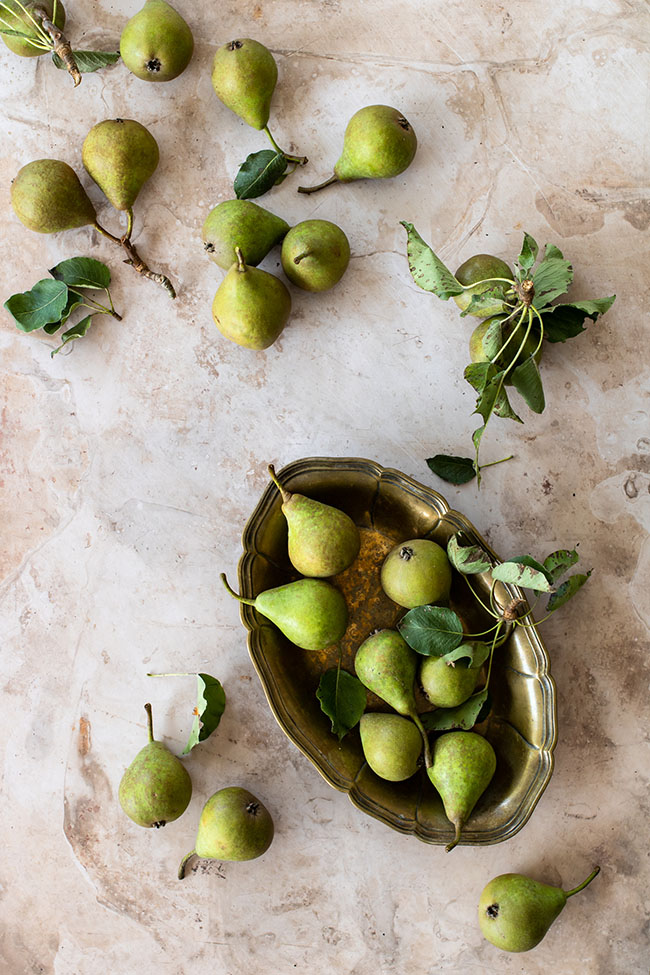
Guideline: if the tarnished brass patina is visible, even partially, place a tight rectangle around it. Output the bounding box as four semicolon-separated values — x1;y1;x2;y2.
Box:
236;457;556;846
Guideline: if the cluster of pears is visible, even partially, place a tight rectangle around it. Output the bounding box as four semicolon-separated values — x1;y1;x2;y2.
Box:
203;199;351;350
222;464;358;649
11;116;176;297
119;703;274;878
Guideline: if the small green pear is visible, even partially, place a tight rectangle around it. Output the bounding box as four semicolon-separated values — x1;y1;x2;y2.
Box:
452;254;513;317
469;315;543;382
221;573;348;651
211;38;277;130
381;538;452;609
267;464;360;577
478;867;600;952
359;712;422;781
179;787;274;878
120;0;193;82
420;654;481;709
1;0;65;57
299;105;417;194
202;199;290;270
119;703;192;828
427;730;496;851
354;629;431;768
280;220;350;292
82;118;159;211
212;248;291;350
11;159;97;233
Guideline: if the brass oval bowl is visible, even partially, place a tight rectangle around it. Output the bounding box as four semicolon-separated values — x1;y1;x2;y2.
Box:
237;457;557;846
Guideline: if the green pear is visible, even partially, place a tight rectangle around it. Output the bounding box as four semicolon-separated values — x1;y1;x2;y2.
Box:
202;199;289;270
178;786;274;878
420;654;481;709
359;712;422;781
221;573;348;651
469;315;543;382
1;0;65;57
211;38;277;130
453;254;513;317
427;730;496;851
299;105;417;194
478;867;600;952
267;464;360;577
82;118;159;211
212;248;291;350
11;158;97;233
120;0;193;82
354;629;431;768
381;538;452;609
119;703;192;828
280;219;350;292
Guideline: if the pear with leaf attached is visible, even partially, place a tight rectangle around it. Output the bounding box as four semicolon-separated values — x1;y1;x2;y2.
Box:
452;254;513;317
119;703;192;828
82;118;159;212
221;573;348;651
354;629;431;768
212;247;291;350
360;712;422;781
1;0;65;57
299;105;417;194
202;199;289;270
478;867;601;952
178;787;274;878
211;38;277;130
427;730;496;851
267;464;360;577
11;159;97;233
120;0;194;82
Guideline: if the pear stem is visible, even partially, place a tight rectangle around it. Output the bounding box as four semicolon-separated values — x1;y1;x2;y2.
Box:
297;174;338;195
33;6;81;86
445;821;462;853
125;208;134;240
234;246;247;273
147;672;194;678
144;702;154;743
263;125;308;166
565;866;600;897
221;572;255;606
93;220;177;299
411;712;432;769
178;849;196;880
267;464;291;504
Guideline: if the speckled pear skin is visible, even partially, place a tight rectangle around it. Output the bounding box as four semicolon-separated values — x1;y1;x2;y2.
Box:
380;538;452;609
212;261;291;351
211;38;277;130
11;159;96;233
1;0;65;57
359;712;422;781
82;118;159;211
478;873;567;952
269;466;360;577
427;730;496;851
120;0;194;82
280;219;351;293
354;630;418;717
420;654;481;708
334;105;417;182
253;578;348;650
202;200;290;269
194;787;274;861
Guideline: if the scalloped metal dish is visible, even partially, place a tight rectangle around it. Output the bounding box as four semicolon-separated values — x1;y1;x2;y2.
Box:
237;457;557;846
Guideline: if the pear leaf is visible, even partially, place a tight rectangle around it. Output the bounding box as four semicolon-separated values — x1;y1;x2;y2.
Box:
52;50;120;72
480;317;504;359
532;256;573;305
546;570;592;612
541;296;616;343
421;688;489;731
464;361;497;394
59;293;85;327
182;674;226;754
447;535;492;575
459;286;510;318
544;243;565;260
43;321;63;335
543;548;580;582
426;454;476;485
511;356;545;413
401;222;464;300
0;27;36;37
492;558;554;592
516;232;539;274
398;606;463;656
475;373;505;422
494;386;523;422
51;315;93;356
316;667;367;741
50;256;111;290
234;149;287;200
442;641;490;669
4;279;69;332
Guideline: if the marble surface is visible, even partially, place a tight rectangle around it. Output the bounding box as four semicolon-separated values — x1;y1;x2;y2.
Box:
1;1;649;972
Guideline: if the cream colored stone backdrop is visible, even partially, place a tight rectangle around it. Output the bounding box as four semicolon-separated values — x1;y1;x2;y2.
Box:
1;2;649;973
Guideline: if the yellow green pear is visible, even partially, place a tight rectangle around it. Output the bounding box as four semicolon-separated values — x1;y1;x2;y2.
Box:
202;199;289;270
359;712;422;781
11;158;96;233
211;38;277;130
381;538;452;609
212;248;291;350
178;787;274;878
427;730;496;851
280;219;350;292
469;315;543;381
1;0;65;57
120;0;193;82
453;254;513;317
420;652;481;709
82;118;159;211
